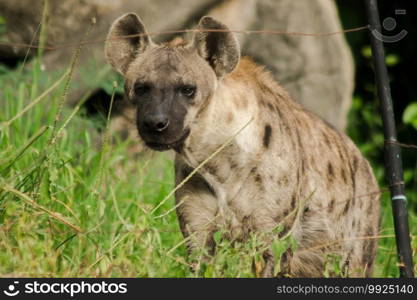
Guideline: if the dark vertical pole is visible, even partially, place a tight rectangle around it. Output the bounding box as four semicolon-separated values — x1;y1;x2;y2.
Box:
364;0;414;278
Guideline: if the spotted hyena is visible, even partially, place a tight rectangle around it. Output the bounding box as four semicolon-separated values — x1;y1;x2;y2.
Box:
105;13;380;277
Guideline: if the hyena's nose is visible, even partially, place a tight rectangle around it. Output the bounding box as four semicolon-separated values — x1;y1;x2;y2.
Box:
144;114;170;132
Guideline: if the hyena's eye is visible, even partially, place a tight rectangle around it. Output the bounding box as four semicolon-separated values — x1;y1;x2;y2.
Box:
178;85;196;98
134;83;151;96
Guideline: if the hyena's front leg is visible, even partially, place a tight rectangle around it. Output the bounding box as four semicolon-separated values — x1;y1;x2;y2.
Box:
260;247;275;277
174;160;218;269
250;213;281;277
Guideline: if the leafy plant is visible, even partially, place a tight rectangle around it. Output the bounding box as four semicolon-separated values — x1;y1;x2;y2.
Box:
403;102;417;131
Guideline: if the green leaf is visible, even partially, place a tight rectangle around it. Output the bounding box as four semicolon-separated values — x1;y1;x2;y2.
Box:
404;169;414;184
385;54;399;67
203;263;214;277
361;45;372;58
403;102;417;130
0;16;6;35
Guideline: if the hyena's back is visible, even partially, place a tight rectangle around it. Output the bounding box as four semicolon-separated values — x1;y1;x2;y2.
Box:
287;124;379;277
248;66;380;276
206;58;381;277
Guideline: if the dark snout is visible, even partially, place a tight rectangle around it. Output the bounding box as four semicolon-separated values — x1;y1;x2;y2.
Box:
135;88;190;152
143;113;170;132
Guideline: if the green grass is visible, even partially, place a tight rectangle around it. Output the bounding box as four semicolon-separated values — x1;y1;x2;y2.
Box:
0;53;416;277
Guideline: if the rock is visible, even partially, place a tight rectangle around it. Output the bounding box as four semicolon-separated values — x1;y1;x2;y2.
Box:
0;0;353;137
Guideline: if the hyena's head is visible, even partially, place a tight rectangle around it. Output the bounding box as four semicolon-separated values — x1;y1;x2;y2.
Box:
105;13;240;151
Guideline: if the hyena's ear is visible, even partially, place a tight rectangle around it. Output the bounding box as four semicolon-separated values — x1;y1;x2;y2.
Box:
105;13;153;75
193;16;240;78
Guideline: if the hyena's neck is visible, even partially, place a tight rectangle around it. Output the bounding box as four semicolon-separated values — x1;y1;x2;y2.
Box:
180;77;261;170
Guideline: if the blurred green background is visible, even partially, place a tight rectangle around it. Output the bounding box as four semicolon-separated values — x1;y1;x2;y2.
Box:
336;0;417;213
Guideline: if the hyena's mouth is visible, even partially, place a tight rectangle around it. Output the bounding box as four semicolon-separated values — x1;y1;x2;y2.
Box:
145;128;190;152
